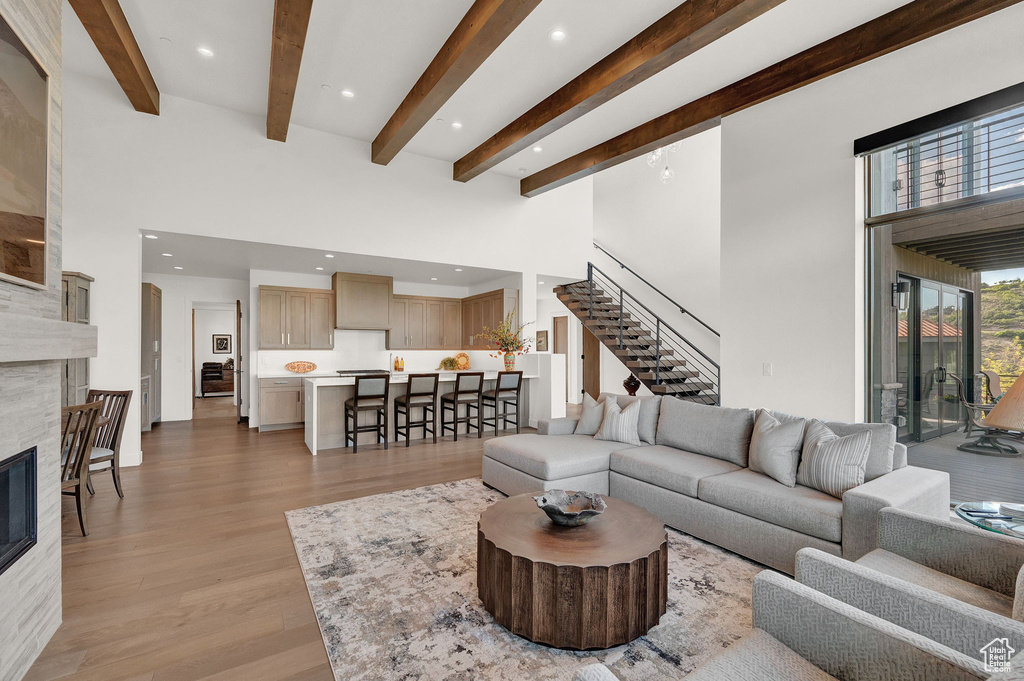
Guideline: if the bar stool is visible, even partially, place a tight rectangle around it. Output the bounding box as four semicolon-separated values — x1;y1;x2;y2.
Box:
482;371;523;434
394;373;439;446
441;372;484;441
344;374;390;453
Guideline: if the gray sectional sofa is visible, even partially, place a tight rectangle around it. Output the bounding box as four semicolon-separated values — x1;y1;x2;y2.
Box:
482;393;951;574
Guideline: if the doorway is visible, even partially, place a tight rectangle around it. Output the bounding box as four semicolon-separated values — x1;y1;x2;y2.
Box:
192;304;239;420
896;275;972;442
552;315;568;402
583;327;601;400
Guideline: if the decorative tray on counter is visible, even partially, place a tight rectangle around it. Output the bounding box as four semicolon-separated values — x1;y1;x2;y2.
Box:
285;361;318;374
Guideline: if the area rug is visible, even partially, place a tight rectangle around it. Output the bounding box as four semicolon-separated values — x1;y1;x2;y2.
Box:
285;479;762;681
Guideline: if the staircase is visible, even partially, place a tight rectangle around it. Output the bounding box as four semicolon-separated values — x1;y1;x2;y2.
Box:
556;261;720;405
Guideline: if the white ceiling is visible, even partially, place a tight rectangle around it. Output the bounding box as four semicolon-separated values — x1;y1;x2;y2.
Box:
139;230;515;286
62;0;915;179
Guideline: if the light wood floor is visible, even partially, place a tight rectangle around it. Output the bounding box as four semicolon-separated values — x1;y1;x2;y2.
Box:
28;413;516;681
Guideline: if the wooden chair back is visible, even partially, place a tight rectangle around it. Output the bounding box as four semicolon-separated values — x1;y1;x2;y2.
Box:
87;389;132;453
354;374;390;403
987;373;1024;432
983;370;1004;402
454;372;484;397
406;373;439;399
496;371;523;393
61;401;103;486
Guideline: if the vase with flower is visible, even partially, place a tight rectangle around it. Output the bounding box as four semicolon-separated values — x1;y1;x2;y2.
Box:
475;306;533;372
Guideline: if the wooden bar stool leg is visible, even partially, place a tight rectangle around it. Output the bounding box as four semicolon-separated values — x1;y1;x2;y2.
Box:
453;403;459;442
477;400;483;439
383;408;389;450
431;405;438;444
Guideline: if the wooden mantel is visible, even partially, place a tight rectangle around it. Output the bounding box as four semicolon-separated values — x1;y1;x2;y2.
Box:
0;311;97;363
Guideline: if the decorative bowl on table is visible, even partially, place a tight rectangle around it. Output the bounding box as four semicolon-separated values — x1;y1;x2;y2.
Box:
533;490;607;527
285;361;318;374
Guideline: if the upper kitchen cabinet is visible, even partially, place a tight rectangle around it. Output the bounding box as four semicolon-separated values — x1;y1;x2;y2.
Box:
258;286;334;350
388;295;462;350
333;272;392;330
462;288;519;347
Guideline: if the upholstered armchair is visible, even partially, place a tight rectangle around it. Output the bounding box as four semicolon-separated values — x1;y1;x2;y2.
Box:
573;570;992;681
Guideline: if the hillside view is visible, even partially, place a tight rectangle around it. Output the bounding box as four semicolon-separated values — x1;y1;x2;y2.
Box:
981;278;1024;385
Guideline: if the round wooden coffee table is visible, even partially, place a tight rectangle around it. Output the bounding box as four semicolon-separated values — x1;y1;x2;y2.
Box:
477;493;668;650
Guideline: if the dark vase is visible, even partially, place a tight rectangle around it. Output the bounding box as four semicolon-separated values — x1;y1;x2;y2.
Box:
623;374;641;396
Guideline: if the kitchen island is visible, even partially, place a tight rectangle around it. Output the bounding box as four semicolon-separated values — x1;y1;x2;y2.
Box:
303;372;538;454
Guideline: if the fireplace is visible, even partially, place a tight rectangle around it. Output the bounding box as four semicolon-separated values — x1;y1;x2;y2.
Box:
0;447;36;576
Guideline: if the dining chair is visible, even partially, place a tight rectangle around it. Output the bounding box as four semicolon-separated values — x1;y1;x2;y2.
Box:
344;374;390;453
86;389;132;498
394;374;439;446
441;372;484;441
482;371;523;435
61;401;104;536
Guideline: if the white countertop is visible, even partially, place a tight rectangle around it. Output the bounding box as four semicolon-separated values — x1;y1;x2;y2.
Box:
258;371;340;378
306;371;538;387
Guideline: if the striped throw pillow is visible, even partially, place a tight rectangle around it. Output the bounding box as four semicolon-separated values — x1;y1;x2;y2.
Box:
796;420;872;498
594;398;642;447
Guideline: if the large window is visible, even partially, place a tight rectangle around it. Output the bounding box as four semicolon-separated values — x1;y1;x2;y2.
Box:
867;103;1024;219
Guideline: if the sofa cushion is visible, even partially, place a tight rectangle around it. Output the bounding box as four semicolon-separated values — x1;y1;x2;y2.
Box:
595;398;642;446
610;394;662;444
749;410;806;487
769;409;896;482
856;549;1014;618
796;420;871;499
575;393;609;436
610;445;740;498
483;434;624;481
685;629;837;681
698;469;844;543
657;398;755;467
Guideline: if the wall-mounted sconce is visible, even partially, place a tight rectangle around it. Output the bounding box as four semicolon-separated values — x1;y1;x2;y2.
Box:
891;281;909;311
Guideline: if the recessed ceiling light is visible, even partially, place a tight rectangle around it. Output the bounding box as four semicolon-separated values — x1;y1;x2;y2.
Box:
325;254;335;258
454;268;463;272
321;84;331;91
532;146;543;153
436;118;445;124
538;281;545;285
430;277;438;281
161;253;173;257
549;29;567;41
144;234;158;239
518;167;527;174
196;46;214;57
159;37;172;44
315;267;324;271
340;89;355;98
174;266;184;270
450;121;462;129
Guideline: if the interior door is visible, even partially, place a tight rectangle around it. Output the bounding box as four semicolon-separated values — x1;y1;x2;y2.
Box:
553;316;569;401
235;299;244;423
583;327;601;400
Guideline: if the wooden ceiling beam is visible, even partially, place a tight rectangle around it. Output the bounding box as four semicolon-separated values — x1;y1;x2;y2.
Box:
371;0;542;165
267;0;315;142
521;0;1024;197
453;0;785;182
68;0;159;115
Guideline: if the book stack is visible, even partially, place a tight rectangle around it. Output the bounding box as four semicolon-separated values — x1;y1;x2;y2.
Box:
998;503;1024;519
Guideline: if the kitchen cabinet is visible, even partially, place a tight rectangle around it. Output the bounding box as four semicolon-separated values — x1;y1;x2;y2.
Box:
462;288;518;348
141;282;162;424
258;286;334;350
61;271;93;407
388;295;462;350
259;377;305;428
333;272;392;330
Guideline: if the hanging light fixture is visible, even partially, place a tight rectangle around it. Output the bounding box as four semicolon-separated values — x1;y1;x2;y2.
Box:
646;147;663;168
659;165;675;184
649;141;682;183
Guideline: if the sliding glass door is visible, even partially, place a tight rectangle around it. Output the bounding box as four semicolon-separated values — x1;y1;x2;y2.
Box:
898;277;971;442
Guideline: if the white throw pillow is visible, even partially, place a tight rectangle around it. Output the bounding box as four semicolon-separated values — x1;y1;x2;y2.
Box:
796;420;872;498
594;398;642;447
749;409;805;487
574;393;611;436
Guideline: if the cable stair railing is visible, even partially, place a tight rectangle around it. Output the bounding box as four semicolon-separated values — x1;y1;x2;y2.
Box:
555;261;721;405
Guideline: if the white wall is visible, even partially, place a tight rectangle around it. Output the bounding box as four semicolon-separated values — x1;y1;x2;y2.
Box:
720;5;1024;421
62;73;593;464
592;127;722;396
141;273;248;427
194;307;237;396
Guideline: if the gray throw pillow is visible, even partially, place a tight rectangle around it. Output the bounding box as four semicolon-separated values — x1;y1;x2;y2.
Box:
594;399;642;447
575;393;611;436
657;398;755;467
797;420;872;498
749;410;805;487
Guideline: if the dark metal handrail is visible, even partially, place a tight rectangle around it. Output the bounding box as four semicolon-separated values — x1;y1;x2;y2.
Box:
593;241;720;338
587;263;720;371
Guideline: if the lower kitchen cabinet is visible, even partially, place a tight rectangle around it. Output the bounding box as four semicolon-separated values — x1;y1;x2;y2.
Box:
259;377;305;430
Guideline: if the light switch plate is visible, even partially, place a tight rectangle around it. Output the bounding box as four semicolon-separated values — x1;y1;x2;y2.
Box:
762;362;773;377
